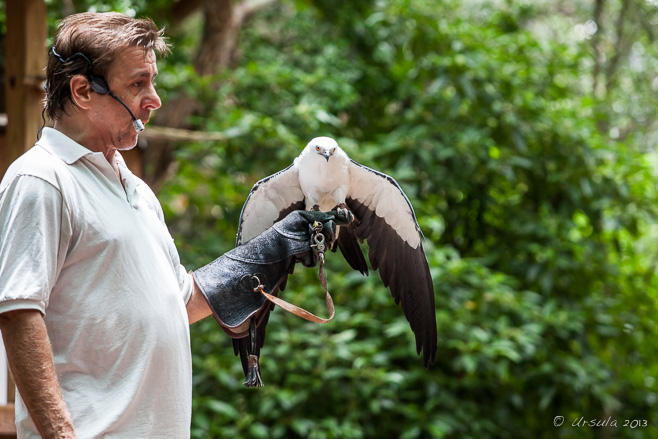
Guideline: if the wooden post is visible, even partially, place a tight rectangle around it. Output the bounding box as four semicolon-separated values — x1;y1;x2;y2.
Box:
1;3;46;437
3;0;47;175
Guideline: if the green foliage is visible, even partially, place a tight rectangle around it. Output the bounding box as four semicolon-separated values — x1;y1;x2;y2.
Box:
157;0;658;437
36;0;658;437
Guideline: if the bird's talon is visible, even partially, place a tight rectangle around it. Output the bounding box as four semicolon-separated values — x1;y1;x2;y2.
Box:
336;205;354;223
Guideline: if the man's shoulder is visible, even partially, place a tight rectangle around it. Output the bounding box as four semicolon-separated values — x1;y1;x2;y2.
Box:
0;145;69;194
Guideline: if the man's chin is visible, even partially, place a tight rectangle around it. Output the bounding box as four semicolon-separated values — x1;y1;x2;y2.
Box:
117;132;139;151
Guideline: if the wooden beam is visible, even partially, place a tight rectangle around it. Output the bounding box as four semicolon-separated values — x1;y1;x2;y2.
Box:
0;404;14;436
3;0;47;175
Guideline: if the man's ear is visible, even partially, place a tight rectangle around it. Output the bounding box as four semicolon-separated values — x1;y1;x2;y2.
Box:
69;75;93;110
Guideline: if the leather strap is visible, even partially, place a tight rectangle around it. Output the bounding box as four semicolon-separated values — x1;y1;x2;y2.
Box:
253;263;335;324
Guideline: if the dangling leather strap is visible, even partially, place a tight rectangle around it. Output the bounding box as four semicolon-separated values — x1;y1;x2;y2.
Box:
252;221;335;323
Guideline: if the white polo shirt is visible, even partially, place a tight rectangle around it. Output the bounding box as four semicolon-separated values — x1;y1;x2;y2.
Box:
0;128;193;438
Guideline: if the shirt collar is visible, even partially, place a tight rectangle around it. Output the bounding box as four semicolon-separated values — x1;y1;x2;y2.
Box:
36;127;143;203
37;127;97;165
115;151;141;198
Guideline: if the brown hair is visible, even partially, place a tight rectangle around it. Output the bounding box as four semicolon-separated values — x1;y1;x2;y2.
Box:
45;12;170;121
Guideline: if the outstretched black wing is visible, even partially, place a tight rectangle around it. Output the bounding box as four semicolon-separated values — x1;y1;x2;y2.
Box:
340;159;437;367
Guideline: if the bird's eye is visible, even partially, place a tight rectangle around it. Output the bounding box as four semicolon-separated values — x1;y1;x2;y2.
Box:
332;148;336;153
316;146;320;151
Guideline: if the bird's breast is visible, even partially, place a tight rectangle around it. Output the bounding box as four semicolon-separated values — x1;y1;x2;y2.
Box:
298;158;349;209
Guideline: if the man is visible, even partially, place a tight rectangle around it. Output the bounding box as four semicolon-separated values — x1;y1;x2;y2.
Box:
0;12;213;439
0;11;338;439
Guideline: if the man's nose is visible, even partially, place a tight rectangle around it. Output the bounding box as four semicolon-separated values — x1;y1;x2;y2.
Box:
142;83;161;111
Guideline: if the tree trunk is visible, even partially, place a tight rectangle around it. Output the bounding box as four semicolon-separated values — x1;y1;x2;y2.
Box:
143;0;277;191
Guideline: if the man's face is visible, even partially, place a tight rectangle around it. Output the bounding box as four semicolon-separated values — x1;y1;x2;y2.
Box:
88;46;161;150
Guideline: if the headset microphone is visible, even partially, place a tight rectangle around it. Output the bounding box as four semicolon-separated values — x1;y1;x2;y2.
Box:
107;91;145;132
51;47;144;133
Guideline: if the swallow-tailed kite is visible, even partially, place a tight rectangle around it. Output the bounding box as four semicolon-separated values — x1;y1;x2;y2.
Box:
234;136;437;379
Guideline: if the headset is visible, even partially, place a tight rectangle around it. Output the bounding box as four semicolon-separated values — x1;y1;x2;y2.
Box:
49;46;145;133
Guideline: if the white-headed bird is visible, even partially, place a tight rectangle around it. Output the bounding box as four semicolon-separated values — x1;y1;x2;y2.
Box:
235;136;437;369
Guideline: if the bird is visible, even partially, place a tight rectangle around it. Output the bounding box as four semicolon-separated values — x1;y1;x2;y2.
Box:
233;136;437;383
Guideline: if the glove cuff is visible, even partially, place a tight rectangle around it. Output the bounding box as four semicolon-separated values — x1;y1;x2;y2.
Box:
193;212;319;337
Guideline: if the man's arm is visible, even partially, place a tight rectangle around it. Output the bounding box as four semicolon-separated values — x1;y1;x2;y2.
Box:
0;310;76;439
186;279;212;324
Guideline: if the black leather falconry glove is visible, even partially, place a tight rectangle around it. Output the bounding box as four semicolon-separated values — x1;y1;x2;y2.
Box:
192;210;348;387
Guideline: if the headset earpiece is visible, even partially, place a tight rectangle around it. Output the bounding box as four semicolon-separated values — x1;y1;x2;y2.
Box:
89;77;109;94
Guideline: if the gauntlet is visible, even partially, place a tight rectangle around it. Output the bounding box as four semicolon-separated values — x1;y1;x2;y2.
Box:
193;210;346;386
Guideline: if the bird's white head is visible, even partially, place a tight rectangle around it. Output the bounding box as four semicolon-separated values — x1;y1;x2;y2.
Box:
305;136;340;162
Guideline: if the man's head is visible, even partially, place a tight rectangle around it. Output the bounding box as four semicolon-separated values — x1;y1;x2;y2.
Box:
46;12;169;123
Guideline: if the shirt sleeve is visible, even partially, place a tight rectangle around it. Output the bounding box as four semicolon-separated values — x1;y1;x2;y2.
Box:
0;175;70;315
179;268;194;305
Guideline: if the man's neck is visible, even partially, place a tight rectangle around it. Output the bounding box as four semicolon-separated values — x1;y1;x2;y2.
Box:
53;118;120;178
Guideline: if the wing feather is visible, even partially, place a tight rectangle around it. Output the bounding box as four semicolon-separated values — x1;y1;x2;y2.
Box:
236;164;305;246
335;217;369;275
346;159;437;366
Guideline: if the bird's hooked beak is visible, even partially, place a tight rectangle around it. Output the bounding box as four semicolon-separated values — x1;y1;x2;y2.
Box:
314;143;336;162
